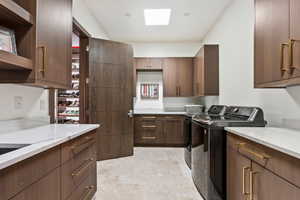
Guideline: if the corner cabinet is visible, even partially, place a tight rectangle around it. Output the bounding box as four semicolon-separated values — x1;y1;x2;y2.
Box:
254;0;300;88
227;133;300;200
193;45;219;96
0;0;72;89
163;116;186;145
0;130;97;200
134;115;187;147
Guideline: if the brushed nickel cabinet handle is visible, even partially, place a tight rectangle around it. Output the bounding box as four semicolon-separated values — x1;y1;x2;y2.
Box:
178;86;181;96
39;46;47;76
72;158;94;177
82;185;95;200
242;166;250;195
280;43;290;76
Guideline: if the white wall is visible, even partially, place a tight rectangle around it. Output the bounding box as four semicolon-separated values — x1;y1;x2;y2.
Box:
0;85;49;121
132;42;201;57
134;72;164;109
73;0;109;39
201;0;300;128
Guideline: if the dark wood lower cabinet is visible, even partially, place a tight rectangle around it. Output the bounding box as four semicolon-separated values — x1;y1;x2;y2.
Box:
134;115;187;146
163;116;185;145
252;162;300;200
10;168;61;200
0;130;97;200
227;141;251;200
227;133;300;200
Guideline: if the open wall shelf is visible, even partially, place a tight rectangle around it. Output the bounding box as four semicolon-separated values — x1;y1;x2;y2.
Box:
0;50;33;70
0;0;33;26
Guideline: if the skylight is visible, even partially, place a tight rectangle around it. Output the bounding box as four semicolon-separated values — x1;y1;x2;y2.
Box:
144;9;171;26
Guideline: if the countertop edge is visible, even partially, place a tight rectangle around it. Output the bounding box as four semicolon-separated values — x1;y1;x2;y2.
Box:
225;127;300;160
0;125;100;170
134;112;187;115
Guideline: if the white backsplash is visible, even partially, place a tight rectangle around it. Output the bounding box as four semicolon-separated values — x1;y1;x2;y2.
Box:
0;117;50;135
0;84;49;121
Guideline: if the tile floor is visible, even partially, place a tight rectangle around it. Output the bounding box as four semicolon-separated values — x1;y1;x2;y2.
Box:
95;147;203;200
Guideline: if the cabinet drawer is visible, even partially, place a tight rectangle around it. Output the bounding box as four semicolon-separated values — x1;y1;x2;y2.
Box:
0;147;60;200
67;171;97;200
62;131;96;164
134;117;163;145
164;116;182;120
135;116;159;125
10;167;61;200
228;133;300;187
61;146;97;200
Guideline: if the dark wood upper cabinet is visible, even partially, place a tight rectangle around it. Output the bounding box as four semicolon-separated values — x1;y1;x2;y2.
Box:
135;58;163;70
290;0;300;79
255;0;300;87
0;0;72;89
193;45;219;96
36;0;72;88
163;58;193;97
176;58;194;97
163;58;178;97
254;0;290;87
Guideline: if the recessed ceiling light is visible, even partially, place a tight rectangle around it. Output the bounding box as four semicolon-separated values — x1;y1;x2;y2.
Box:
144;9;171;26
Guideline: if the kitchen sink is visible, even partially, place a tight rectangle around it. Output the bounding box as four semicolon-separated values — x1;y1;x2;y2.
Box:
0;144;30;155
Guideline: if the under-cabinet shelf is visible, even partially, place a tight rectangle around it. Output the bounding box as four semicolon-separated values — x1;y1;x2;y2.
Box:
0;50;33;70
0;0;33;26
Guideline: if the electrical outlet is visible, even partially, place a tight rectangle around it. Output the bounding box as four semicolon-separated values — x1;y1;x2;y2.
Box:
14;96;23;110
40;99;46;111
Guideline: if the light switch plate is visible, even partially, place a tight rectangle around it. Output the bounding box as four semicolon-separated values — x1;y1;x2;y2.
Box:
14;96;23;110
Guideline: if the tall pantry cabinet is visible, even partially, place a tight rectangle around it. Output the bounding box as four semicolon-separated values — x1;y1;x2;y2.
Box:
0;0;72;89
255;0;300;88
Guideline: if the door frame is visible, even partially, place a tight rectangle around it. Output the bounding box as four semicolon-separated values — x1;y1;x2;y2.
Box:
49;18;91;123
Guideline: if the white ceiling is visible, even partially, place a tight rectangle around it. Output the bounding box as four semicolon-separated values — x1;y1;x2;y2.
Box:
84;0;232;42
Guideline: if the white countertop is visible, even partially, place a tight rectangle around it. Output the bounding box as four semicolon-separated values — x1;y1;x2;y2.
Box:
225;127;300;160
0;124;99;170
134;109;186;115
